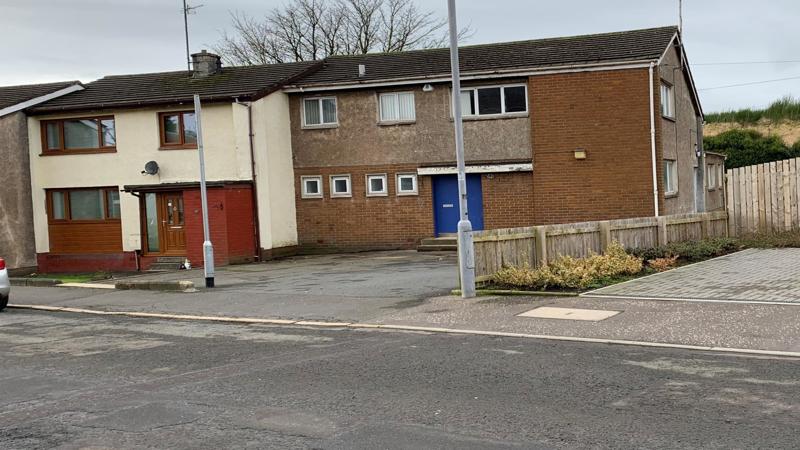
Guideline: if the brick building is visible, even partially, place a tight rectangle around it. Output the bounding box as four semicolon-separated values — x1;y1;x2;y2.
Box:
16;25;722;271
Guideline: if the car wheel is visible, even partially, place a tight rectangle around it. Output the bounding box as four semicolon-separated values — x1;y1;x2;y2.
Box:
0;295;7;311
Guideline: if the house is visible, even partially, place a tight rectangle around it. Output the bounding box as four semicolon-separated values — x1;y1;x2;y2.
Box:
0;81;84;271
25;52;320;272
284;26;719;252
21;26;722;272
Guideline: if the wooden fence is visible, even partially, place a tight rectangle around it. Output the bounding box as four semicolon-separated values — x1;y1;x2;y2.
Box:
472;210;729;282
726;158;800;235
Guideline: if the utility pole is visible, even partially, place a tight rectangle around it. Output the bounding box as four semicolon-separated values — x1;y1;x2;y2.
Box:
193;94;215;288
447;0;476;298
678;0;683;34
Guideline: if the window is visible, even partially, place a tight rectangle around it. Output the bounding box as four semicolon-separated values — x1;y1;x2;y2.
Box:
379;92;415;123
396;173;418;195
717;164;724;188
660;82;675;118
303;97;337;127
41;117;116;153
366;174;388;196
47;188;121;222
664;160;678;195
159;111;197;148
301;175;323;199
707;164;717;190
459;84;527;117
330;175;352;197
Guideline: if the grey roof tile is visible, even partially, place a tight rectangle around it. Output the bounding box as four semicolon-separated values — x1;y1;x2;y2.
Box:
0;81;81;111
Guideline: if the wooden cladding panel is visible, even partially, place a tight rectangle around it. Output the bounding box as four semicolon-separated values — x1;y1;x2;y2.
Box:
727;157;800;235
48;222;123;254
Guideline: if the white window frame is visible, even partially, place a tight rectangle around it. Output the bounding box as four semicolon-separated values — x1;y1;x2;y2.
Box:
366;173;388;196
302;96;338;128
300;175;323;199
329;174;352;198
660;82;675;118
664;159;678;196
457;83;528;118
396;173;418;196
378;92;416;123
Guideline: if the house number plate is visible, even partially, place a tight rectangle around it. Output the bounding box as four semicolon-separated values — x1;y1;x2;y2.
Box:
442;204;454;208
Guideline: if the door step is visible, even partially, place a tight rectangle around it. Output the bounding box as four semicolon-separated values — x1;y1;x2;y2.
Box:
147;256;187;272
417;237;457;252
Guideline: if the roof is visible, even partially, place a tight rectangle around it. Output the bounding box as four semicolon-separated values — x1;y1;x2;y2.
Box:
30;61;321;114
293;26;679;87
0;81;82;115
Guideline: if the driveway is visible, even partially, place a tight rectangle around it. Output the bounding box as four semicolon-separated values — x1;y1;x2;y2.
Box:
10;251;458;322
584;248;800;304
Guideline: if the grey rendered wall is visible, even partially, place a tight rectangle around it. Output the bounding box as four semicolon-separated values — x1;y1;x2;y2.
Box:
0;111;36;270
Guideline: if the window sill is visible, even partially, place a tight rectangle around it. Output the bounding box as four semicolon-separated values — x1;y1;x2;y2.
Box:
664;192;679;199
378;120;416;127
330;194;352;198
662;115;676;122
302;124;339;130
455;112;529;122
301;195;323;200
159;145;197;151
40;148;117;156
366;193;389;197
396;192;419;196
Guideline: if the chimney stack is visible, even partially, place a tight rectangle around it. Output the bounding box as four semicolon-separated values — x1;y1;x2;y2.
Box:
191;50;222;77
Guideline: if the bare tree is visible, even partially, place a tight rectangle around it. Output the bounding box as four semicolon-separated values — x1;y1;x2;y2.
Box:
213;0;472;66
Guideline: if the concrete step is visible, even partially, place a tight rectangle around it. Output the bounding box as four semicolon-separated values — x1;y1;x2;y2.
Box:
417;237;457;252
147;257;187;272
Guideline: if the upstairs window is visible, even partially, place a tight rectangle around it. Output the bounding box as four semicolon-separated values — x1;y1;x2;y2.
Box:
330;175;352;197
303;97;337;127
42;117;116;153
460;85;527;117
159;111;197;149
660;82;675;118
379;92;415;123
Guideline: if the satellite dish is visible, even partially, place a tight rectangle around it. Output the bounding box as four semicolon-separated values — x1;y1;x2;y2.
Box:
142;161;159;175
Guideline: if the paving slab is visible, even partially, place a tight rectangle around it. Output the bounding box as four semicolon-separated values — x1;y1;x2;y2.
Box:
585;248;800;304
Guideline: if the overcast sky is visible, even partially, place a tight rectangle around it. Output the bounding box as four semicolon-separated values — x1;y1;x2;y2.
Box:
1;0;798;112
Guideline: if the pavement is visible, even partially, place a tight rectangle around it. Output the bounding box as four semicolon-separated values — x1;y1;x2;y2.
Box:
2;310;799;449
587;248;800;304
7;249;800;354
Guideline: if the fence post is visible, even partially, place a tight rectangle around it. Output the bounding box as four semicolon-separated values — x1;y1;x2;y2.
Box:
657;216;668;246
534;226;547;267
598;221;612;252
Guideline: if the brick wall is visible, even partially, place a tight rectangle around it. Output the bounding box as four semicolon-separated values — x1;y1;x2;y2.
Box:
530;69;659;224
37;252;137;273
184;185;255;267
481;172;536;229
295;164;433;251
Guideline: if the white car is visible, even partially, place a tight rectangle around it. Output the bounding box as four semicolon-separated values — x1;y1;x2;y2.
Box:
0;257;9;311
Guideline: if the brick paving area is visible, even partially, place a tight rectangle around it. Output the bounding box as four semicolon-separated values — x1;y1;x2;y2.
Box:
585;248;800;304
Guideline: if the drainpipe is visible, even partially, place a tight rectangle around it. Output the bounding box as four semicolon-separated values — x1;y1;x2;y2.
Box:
648;61;660;217
236;99;262;261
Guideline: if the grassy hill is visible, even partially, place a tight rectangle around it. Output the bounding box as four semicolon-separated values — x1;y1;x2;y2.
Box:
705;96;800;124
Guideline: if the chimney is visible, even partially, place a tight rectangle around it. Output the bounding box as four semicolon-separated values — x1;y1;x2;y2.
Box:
191;50;222;77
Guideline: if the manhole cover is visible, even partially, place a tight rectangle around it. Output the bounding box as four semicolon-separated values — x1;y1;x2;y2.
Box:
517;306;620;321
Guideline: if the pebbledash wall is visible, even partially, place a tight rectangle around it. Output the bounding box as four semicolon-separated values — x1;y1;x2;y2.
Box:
28;94;298;272
289;65;702;251
289;80;536;251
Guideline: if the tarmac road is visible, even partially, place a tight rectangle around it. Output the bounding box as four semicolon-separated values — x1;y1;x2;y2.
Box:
1;309;798;449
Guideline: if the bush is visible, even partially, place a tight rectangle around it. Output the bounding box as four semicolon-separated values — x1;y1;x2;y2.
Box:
493;241;643;290
631;237;740;263
738;230;800;248
703;129;800;169
648;255;679;272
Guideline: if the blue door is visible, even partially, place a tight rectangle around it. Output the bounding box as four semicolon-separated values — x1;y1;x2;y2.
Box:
433;174;484;236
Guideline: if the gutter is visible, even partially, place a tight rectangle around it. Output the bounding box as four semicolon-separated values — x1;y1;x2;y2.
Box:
648;61;660;217
235;99;262;262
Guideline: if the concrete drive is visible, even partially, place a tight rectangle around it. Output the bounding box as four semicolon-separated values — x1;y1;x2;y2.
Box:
2;310;798;449
586;249;800;304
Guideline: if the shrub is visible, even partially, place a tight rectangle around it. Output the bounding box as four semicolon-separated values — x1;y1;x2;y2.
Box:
631;237;739;263
738;230;800;248
493;241;643;290
703;129;799;169
647;255;679;272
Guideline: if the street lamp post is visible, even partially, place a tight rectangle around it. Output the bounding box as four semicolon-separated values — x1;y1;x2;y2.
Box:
447;0;476;298
193;94;215;288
